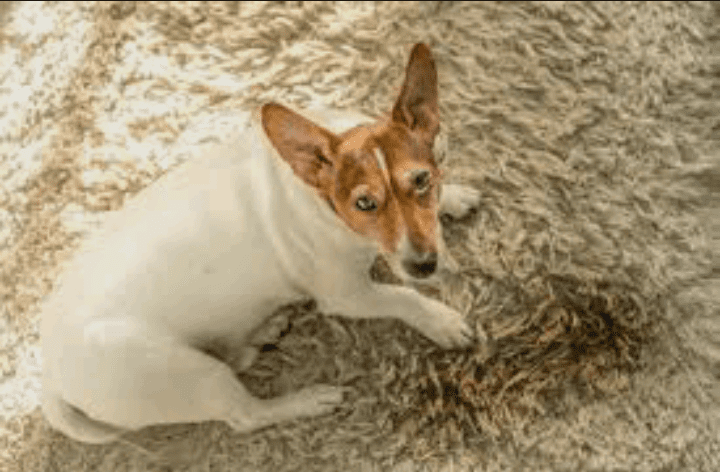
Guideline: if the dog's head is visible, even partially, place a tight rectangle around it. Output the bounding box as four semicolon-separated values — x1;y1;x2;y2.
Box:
262;43;443;280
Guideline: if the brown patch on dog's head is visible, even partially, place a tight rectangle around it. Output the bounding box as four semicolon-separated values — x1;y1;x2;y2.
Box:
262;43;442;280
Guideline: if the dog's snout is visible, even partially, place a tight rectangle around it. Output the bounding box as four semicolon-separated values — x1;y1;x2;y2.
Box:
402;252;438;279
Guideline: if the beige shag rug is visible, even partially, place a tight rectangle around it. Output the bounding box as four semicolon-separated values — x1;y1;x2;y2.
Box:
1;2;718;471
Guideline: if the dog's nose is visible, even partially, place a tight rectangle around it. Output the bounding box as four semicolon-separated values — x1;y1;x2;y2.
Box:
403;252;438;279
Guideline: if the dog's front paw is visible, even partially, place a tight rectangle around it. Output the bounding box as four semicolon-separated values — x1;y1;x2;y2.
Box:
440;183;481;220
416;299;475;349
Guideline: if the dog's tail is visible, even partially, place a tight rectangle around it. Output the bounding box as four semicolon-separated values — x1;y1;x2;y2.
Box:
42;393;125;444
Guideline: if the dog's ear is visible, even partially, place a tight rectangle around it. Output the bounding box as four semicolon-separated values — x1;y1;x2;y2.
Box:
261;103;339;192
392;43;439;143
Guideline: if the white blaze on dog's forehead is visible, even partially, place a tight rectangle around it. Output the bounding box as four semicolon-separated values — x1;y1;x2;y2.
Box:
373;147;391;182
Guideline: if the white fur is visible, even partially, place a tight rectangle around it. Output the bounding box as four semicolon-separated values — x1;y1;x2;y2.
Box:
41;108;478;444
439;183;482;220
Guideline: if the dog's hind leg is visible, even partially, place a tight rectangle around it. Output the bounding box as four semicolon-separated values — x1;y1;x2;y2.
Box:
227;311;293;372
54;317;343;436
42;392;125;444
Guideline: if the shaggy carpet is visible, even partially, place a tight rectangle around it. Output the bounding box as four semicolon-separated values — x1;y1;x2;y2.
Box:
0;2;718;471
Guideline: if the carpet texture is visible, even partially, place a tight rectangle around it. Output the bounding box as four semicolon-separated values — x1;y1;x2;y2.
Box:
0;2;718;471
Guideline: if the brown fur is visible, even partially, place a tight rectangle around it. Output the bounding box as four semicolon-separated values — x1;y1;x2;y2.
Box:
263;44;442;265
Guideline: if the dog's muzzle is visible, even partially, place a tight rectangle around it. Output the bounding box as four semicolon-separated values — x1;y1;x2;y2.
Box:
402;252;438;279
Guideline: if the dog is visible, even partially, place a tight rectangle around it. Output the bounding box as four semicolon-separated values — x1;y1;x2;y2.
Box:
41;43;483;444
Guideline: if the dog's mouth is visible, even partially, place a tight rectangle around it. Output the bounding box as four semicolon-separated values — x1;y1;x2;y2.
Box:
401;255;438;279
382;252;439;282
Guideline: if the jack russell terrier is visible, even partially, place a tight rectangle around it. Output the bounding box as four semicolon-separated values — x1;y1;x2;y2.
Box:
41;43;483;443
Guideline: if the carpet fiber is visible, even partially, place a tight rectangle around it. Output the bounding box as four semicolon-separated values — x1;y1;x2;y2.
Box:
1;2;718;471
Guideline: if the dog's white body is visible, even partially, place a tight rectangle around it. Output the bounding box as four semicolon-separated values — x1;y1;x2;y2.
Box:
41;107;480;443
42;43;484;444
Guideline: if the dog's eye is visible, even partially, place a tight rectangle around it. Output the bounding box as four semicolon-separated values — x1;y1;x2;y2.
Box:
315;148;332;166
413;171;431;195
355;196;377;212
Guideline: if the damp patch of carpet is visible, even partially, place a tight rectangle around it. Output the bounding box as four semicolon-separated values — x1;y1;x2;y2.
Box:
2;2;718;471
